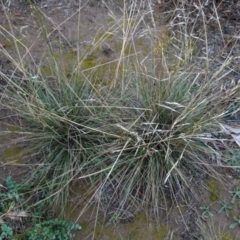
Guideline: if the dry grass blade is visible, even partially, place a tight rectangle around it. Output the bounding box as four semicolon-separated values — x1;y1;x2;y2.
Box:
4;210;28;220
0;205;28;222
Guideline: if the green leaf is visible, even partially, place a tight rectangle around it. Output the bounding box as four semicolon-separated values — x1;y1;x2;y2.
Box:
229;222;238;229
233;216;238;221
0;223;13;237
209;212;214;217
217;207;224;215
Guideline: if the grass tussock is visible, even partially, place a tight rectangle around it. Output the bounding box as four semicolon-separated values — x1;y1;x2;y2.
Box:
0;0;240;220
197;219;238;240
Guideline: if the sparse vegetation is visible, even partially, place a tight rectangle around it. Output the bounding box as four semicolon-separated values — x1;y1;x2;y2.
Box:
200;205;214;218
218;201;232;218
0;177;81;239
229;216;240;230
229;187;240;204
226;151;240;172
1;0;240;238
197;219;236;240
26;219;81;240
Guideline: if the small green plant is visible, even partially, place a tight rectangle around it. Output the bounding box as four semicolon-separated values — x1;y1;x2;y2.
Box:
229;187;240;204
0;176;24;225
229;216;240;229
0;176;22;205
217;201;232;217
109;212;122;224
227;151;240;173
200;205;214;218
26;219;81;240
0;177;81;239
0;223;13;240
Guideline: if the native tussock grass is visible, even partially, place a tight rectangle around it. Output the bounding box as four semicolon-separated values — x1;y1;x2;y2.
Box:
197;219;239;240
0;0;240;221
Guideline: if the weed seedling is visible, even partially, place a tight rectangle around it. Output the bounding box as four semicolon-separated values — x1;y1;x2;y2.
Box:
109;212;122;224
229;216;240;229
200;205;214;218
229;187;240;204
0;177;81;239
227;150;240;173
0;223;13;239
26;219;81;240
217;201;232;217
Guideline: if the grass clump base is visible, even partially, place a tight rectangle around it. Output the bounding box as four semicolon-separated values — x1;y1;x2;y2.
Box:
1;49;237;219
197;219;237;240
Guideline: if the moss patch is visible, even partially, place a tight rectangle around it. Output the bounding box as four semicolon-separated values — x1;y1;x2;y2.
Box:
8;126;20;133
95;31;114;41
154;224;169;239
81;55;98;70
3;146;24;162
2;39;22;48
221;232;234;240
114;42;134;55
205;177;219;202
